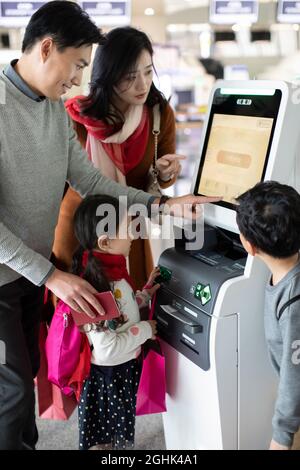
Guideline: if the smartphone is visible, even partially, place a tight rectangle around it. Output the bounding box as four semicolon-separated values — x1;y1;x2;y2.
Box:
71;291;120;326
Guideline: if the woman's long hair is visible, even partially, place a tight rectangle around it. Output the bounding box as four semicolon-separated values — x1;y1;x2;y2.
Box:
78;26;167;124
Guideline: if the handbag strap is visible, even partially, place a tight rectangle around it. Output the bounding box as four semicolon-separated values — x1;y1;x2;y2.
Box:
152;104;161;171
277;294;300;320
141;292;162;358
149;292;157;320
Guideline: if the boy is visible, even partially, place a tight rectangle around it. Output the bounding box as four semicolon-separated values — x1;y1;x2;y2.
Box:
236;181;300;450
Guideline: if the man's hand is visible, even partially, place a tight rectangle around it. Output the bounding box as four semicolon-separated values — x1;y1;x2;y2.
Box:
166;194;222;218
269;439;291;450
45;268;105;318
152;194;222;219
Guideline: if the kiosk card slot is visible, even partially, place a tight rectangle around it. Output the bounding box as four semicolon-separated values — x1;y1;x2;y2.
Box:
160;305;203;334
180;337;199;356
155;291;211;370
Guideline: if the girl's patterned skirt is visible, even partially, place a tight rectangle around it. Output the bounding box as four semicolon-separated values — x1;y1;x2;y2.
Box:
78;359;141;450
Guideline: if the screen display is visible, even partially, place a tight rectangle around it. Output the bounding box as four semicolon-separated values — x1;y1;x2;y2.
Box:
79;1;131;26
210;0;258;24
277;1;300;23
197;114;274;204
194;88;282;209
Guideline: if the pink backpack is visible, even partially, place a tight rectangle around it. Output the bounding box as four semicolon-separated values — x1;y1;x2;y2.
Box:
45;300;82;396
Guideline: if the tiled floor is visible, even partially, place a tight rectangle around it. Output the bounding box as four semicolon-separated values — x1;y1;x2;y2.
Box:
36;406;300;450
36;407;165;450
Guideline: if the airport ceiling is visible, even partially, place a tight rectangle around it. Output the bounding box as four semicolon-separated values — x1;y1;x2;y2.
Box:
133;0;276;16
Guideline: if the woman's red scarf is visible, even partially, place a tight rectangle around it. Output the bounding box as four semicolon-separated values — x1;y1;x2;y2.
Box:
82;250;136;291
65;96;149;175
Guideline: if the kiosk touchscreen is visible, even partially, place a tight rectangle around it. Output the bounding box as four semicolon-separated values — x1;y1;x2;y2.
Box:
191;83;297;232
155;81;300;449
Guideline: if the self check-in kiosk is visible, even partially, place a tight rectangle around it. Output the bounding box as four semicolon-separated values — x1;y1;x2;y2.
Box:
154;81;300;449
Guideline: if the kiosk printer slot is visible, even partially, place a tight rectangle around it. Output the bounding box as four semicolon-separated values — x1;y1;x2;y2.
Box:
154;81;300;449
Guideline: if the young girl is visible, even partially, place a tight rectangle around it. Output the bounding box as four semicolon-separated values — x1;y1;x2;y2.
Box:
72;194;159;450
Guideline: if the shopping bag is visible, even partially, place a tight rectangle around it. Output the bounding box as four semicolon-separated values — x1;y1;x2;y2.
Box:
67;333;91;402
35;322;77;420
45;300;82;396
136;339;167;416
136;293;167;415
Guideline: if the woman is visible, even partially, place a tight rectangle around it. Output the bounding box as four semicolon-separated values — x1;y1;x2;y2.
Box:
53;26;184;289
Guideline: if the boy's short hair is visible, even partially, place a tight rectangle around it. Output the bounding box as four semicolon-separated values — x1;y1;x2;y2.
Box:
22;1;103;53
236;181;300;258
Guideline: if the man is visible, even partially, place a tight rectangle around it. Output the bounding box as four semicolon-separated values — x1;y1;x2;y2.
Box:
0;1;218;449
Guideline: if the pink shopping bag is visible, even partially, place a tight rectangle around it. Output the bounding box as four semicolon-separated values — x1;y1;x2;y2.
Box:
136;340;167;416
45;300;82;396
36;322;77;420
136;293;167;416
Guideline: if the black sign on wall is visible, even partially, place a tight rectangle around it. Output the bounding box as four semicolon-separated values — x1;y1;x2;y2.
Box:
79;1;130;25
0;1;46;26
0;1;131;27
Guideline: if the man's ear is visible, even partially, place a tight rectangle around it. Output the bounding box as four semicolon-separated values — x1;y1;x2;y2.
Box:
97;235;110;252
239;233;258;257
40;37;55;63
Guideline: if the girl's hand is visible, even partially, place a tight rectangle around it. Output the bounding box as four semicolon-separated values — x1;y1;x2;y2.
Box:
147;320;157;339
156;154;186;182
144;266;161;289
144;283;160;299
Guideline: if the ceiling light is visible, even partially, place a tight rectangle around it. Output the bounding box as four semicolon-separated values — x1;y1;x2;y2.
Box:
144;8;155;16
232;24;240;32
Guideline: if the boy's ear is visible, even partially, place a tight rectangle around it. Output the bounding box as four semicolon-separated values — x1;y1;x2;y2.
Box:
97;235;109;252
239;233;258;257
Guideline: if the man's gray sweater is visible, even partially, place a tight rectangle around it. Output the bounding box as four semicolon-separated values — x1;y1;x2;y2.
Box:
265;261;300;447
0;71;152;287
